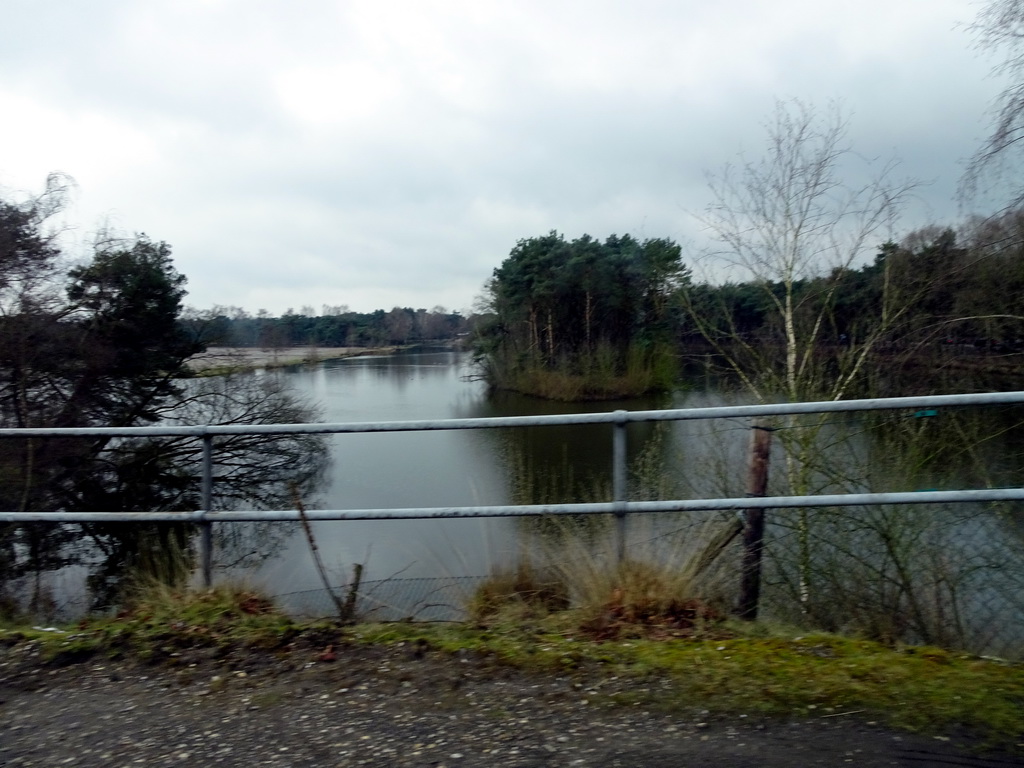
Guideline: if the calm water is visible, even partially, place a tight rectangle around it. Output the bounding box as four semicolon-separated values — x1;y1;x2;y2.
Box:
235;349;1023;652
31;346;1021;654
251;349;676;604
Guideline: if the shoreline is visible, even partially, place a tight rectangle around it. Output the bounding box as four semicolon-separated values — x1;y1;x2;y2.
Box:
185;345;399;374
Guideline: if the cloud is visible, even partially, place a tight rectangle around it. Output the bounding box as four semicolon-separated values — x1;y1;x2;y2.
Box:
0;0;1004;314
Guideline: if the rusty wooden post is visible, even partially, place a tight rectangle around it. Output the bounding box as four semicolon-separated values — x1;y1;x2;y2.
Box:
737;419;772;620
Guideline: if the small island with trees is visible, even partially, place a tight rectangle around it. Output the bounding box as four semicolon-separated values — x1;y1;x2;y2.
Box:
474;232;688;400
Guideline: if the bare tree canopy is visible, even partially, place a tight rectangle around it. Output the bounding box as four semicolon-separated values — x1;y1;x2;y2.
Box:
691;100;917;403
962;0;1024;209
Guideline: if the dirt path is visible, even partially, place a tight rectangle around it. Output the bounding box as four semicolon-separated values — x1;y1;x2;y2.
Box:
2;640;1020;768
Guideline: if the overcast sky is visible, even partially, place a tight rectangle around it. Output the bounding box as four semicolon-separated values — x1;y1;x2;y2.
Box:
0;0;1008;316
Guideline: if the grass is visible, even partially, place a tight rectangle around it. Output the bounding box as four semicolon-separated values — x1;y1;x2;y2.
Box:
2;581;1023;749
466;562;569;622
471;514;739;638
0;583;303;665
487;343;677;401
445;517;1024;746
355;616;1024;745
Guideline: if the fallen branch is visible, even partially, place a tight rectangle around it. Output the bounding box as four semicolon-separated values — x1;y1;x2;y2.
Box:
292;485;356;624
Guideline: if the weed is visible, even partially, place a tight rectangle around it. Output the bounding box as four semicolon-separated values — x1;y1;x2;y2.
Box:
14;582;298;663
490;514;739;638
467;562;569;623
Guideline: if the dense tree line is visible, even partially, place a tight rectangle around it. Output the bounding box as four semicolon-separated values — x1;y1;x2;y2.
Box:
689;217;1024;352
0;176;326;611
475;103;1024;404
184;304;469;349
683;213;1024;397
475;214;1024;402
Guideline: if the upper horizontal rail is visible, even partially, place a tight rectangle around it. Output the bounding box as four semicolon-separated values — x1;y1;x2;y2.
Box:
2;391;1024;439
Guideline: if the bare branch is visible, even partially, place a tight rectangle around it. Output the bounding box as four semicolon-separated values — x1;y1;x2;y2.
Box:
692;99;917;402
962;0;1024;209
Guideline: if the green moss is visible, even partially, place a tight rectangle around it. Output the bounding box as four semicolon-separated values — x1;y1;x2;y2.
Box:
0;584;300;663
3;595;1022;749
344;620;1024;746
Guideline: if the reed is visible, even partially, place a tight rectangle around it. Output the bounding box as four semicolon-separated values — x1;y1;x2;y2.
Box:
483;341;677;401
469;513;738;638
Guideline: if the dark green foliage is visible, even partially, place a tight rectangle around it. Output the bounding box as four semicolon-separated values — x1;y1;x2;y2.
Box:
67;238;198;395
0;180;327;609
478;231;689;399
0;234;205;524
181;304;469;348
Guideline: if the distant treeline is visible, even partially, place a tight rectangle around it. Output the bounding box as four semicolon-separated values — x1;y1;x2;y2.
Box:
681;219;1024;354
182;305;470;348
184;211;1024;400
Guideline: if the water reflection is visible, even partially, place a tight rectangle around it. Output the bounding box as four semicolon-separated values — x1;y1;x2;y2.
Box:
254;351;512;600
254;350;676;605
238;351;1024;657
454;390;668;506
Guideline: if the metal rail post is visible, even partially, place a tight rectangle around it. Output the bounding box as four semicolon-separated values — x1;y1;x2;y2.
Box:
613;410;628;564
200;433;213;588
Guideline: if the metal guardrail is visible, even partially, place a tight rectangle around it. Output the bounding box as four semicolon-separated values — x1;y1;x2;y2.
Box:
3;391;1024;586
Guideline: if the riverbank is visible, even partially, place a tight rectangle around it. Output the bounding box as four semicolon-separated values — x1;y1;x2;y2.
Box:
5;635;1021;768
186;345;399;374
480;344;677;402
2;585;1022;765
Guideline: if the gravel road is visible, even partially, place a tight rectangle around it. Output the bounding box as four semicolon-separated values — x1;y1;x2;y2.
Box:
2;638;1021;767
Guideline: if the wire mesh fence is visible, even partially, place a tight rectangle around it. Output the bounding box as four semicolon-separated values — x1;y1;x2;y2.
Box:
758;504;1024;660
273;575;486;622
4;392;1024;660
271;505;1024;662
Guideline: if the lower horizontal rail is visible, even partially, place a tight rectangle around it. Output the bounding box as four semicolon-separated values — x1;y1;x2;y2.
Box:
3;487;1022;523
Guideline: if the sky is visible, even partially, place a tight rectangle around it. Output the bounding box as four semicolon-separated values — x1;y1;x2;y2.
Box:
0;0;1010;316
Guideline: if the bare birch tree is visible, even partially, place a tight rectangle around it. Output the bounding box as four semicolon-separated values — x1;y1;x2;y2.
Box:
689;99;917;405
686;100;918;614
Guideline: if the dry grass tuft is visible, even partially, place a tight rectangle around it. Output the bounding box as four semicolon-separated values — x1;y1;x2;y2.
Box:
467;563;569;623
468;513;740;638
576;558;723;639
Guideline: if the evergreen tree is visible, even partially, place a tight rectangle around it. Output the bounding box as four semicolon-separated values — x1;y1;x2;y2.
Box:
0;180;326;608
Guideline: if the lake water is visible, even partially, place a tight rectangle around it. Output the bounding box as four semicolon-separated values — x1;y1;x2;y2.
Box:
221;349;1024;656
250;348;679;612
30;346;1023;654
